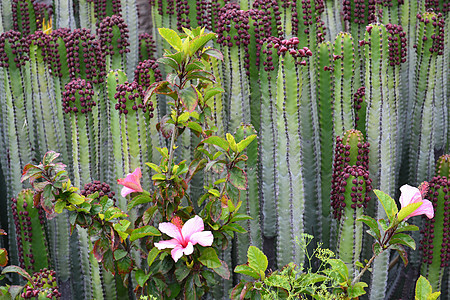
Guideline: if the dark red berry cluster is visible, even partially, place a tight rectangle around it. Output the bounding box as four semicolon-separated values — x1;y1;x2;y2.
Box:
138;33;156;61
114;81;155;117
253;0;286;37
91;0;122;22
386;23;407;66
353;87;365;124
331;165;372;219
65;28;106;83
21;268;61;299
420;176;450;266
81;180;116;202
416;13;445;55
425;0;449;13
134;59;162;89
273;37;312;65
11;196;46;269
0;30;28;69
97;15;131;57
62;79;96;114
343;0;376;24
12;0;48;35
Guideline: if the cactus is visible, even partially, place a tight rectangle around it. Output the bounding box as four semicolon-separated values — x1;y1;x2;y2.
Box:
331;130;371;277
11;0;48;36
11;189;50;273
409;12;446;185
436;154;450;178
20;268;61;299
420;177;450;292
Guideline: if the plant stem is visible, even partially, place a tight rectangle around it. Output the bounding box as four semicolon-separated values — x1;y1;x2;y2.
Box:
351;250;381;286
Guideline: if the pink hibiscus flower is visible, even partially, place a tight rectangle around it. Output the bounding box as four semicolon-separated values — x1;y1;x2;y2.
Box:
399;184;434;220
154;215;214;262
117;168;143;197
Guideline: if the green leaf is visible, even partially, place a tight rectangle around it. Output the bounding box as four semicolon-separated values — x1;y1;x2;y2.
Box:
228;167;248;190
234;264;260;280
157;57;179;71
0;249;8;267
230;214;252;222
226;133;238;152
158;28;182;51
198;248;221;269
152;174;167;181
146;162;161;173
188;33;216;55
222;223;247;234
390;233;416;250
390;244;408;266
54;200;66;214
201;136;229;152
175;263;190;282
185;70;216;83
185;61;204;72
68;193;85;205
147;247;160;268
247;246;268;275
2;266;33;283
415;275;433;300
43;151;60;165
187;121;202;134
395;223;419;233
357;215;381;239
114;249;128;261
179;85;198;112
202;48;223;61
374;189;398;223
326;259;349;284
236;134;257;153
203;87;224;103
127;194;153;210
135;269;151;287
113;220;131;240
130;226;161;242
213;259;230;279
397;202;423;222
348;282;368;298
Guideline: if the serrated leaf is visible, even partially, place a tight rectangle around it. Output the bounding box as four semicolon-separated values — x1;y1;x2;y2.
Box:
130;225;161;242
187;121;202;134
202;48;223;61
357;215;381;239
135;269;151;287
326;259;349;283
68;193;85;205
201;136;229;152
127;194;153;210
213;259;230;279
0;249;8;267
2;266;32;283
147;247;160;268
348;282;368;298
236;134;257;153
374;189;398;223
43;151;60;165
198;248;221;269
397;202;423;222
228;167;248;190
188;33;216;55
114;249;128;261
247;246;268;274
415;275;433;300
159;28;182;51
157;57;179;70
179;85;198;112
203;87;224;103
234;264;260;279
116;255;133;275
395;223;419;233
230;214;252;222
175;263;191;282
390;233;416;250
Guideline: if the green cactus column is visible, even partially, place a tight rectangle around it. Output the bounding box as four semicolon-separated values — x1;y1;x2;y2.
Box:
275;49;306;268
409;12;445;185
364;23;398;300
331;130;371;277
436;154;450;178
11;189;50;274
0;0;13;31
420;177;450;292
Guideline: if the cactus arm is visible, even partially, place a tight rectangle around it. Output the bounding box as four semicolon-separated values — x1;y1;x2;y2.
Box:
276;54;305;267
0;0;13;31
420;178;449;292
78;0;96;32
53;0;75;29
316;41;334;248
259;43;279;239
120;0;139;79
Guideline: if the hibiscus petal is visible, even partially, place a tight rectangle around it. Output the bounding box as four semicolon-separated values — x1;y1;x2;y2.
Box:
171;245;185;262
154;239;179;249
190;231;213;247
117;168;143;193
159;222;183;242
120;186;136;197
182;215;204;241
183;242;194;256
408;199;434;219
399;184;422;207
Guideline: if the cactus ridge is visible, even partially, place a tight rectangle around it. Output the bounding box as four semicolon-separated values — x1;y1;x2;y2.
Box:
437;154;450;178
420;176;450;291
